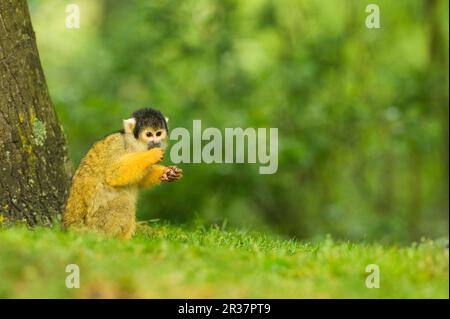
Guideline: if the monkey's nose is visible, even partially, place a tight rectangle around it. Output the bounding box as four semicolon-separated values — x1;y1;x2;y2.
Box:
148;141;161;149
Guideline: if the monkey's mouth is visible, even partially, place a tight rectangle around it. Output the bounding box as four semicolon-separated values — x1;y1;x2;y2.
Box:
147;141;161;149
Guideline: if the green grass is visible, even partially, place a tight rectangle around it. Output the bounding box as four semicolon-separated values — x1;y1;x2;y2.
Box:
0;223;448;298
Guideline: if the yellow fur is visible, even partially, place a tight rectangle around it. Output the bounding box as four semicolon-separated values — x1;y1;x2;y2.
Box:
138;165;166;188
63;133;170;239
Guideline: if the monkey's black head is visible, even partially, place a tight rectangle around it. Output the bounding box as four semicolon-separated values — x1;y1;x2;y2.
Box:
130;108;168;138
123;107;169;150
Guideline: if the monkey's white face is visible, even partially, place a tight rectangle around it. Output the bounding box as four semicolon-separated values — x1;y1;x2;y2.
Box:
139;127;168;150
123;117;169;151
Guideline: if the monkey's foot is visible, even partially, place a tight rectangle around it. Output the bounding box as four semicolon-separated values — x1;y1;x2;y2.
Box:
161;166;183;182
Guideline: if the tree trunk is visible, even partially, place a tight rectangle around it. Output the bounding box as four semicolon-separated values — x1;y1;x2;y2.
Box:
0;0;71;226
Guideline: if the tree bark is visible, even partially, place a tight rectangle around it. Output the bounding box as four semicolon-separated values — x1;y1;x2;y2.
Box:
0;0;71;226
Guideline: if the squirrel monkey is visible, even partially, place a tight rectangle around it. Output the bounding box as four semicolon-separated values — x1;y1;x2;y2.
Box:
63;108;182;239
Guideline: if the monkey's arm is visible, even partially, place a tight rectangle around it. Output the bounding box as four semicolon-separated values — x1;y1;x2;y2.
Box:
139;165;183;188
138;165;166;188
105;148;163;187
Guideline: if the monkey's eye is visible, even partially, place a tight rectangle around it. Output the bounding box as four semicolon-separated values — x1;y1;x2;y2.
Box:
156;131;162;137
146;132;153;137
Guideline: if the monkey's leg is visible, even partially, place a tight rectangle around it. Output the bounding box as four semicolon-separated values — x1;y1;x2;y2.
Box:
139;165;183;188
106;148;163;187
86;197;136;239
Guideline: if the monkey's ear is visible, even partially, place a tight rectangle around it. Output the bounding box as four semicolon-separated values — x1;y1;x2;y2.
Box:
123;118;136;134
165;117;169;124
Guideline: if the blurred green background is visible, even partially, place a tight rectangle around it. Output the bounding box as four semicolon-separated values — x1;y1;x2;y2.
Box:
28;0;448;243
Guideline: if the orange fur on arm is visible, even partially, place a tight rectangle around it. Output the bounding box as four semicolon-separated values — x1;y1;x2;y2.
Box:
138;165;166;188
105;149;162;187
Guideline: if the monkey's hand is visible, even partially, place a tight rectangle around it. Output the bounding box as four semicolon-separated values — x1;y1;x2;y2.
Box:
161;166;183;182
138;165;182;188
147;147;164;165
